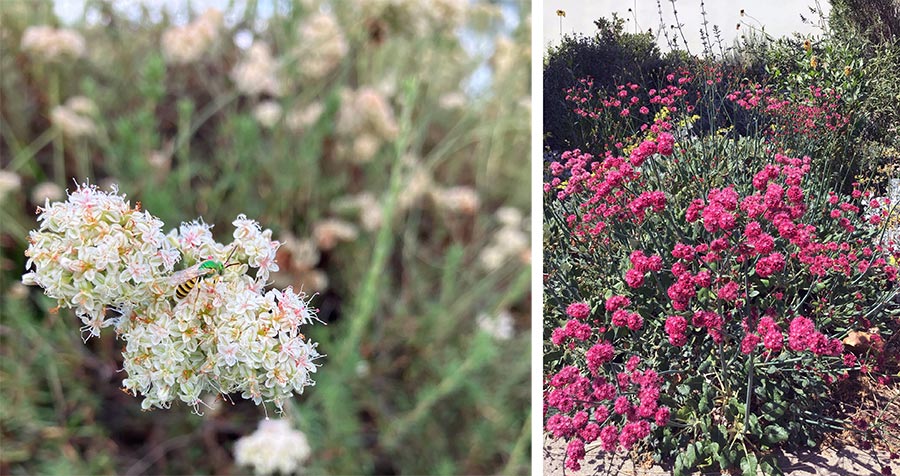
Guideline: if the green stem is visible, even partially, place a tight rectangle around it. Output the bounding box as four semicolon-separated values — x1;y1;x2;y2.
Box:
341;79;418;359
743;353;755;434
50;70;65;187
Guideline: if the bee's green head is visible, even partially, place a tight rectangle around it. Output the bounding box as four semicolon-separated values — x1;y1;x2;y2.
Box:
198;260;225;275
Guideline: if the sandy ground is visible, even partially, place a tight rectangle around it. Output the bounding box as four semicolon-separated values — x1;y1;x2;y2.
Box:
543;434;899;475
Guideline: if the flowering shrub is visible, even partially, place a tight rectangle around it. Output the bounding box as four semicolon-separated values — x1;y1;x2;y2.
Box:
544;67;899;474
1;1;530;473
24;184;321;412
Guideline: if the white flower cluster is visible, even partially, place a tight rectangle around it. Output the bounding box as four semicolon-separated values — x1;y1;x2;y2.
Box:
234;419;311;475
161;8;223;64
20;25;85;61
23;184;322;412
50;96;98;138
477;309;515;341
23;184;176;338
232;42;281;96
293;12;348;81
253;101;283;128
479;207;530;271
334;87;398;163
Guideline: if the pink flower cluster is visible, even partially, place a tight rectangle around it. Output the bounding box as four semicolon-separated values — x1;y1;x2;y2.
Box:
566;302;591;320
545;354;670;470
787;316;843;356
551;318;593;347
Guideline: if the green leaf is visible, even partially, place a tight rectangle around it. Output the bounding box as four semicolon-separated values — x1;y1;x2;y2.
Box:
683;442;697;469
763;424;789;444
673;453;685;476
740;452;758;476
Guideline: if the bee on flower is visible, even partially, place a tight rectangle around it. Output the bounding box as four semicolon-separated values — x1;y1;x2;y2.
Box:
23;184;323;412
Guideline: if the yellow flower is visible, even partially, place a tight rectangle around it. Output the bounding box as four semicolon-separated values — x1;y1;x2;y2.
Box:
803;39;811;52
810;56;819;69
844;65;852;76
556;9;566;17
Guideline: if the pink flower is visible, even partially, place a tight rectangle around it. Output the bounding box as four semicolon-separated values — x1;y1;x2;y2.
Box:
741;333;761;354
586;342;615;373
614;396;631;414
686;199;705;222
599;426;618;451
565;438;586;470
546;413;574;438
755;252;785;278
788;316;816;351
654;407;671;426
716;281;739;301
605;295;631;312
618;421;651;448
671;242;695;261
625;268;645;288
580;423;601;443
625;355;641;372
566;302;591;320
657;133;675;156
664;315;688;346
626;312;644;331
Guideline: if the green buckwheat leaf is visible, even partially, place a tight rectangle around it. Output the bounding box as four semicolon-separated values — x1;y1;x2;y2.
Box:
764;424;789;444
740;452;759;476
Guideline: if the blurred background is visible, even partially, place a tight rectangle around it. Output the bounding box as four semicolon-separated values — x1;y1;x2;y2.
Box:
0;0;531;474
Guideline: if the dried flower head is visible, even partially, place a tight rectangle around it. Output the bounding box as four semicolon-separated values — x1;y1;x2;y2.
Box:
312;219;359;251
285;102;324;133
30;181;64;206
431;186;480;215
161;8;223;64
332;192;383;231
336;87;399;140
0;171;22;204
234;419;311;475
479;207;530;271
50;96;98;138
232;42;281;96
477;309;515;340
254;101;283;128
21;25;85;61
294;12;348;81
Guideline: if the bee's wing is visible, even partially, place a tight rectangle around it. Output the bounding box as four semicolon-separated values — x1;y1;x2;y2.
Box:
167;264;210;286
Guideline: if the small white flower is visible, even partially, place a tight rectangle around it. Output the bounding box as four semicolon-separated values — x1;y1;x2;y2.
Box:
253;101;282;128
231;42;281;96
21;25;85;61
293;12;348;81
477;309;516;341
161;9;223;64
234;419;311;475
219;341;241;367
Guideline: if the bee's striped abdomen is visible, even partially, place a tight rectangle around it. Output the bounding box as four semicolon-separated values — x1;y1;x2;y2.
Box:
175;276;200;300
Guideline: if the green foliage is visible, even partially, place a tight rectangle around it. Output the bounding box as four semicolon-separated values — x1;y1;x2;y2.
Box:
0;1;531;474
543;14;682;152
